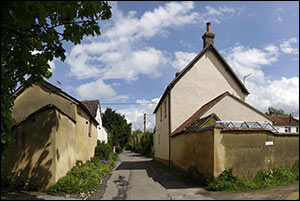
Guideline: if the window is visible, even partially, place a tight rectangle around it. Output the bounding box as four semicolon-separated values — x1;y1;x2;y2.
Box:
164;101;167;118
160;107;162;122
296;127;299;133
88;118;92;137
285;126;291;133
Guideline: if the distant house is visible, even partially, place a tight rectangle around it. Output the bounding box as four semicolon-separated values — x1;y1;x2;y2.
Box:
3;80;99;191
267;115;299;133
81;100;109;143
153;22;299;178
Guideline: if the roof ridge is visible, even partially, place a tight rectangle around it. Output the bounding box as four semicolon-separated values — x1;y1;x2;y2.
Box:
153;44;249;114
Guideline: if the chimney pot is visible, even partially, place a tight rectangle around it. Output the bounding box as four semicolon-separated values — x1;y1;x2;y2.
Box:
206;22;211;32
202;22;215;49
175;72;180;77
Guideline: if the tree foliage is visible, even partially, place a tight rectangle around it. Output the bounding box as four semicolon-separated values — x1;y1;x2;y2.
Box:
129;130;154;157
102;108;132;153
1;1;112;160
265;107;289;116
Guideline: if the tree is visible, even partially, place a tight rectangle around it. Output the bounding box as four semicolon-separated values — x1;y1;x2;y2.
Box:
1;1;112;160
265;107;289;116
102;108;132;153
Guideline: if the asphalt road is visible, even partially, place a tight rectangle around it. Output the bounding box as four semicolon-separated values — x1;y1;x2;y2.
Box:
98;150;299;200
100;150;214;200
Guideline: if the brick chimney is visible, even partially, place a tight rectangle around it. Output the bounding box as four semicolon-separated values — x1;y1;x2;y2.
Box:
202;22;215;49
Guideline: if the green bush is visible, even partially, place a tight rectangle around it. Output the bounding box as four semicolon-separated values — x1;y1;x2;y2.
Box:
132;131;153;157
206;161;299;192
94;140;112;161
48;158;112;195
206;169;240;191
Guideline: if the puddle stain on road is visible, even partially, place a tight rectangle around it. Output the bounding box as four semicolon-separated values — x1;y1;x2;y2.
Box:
112;175;129;200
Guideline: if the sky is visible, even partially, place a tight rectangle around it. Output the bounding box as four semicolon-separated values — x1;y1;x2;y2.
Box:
46;1;299;131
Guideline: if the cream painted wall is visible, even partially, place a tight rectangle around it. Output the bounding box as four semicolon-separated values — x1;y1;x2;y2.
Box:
202;95;272;123
12;84;76;124
54;110;76;183
171;50;245;132
154;94;170;161
75;106;98;163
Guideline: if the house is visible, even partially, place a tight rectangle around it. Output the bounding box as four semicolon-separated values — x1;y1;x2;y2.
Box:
153;22;272;164
3;80;99;191
153;22;299;177
81;100;109;143
267;115;299;133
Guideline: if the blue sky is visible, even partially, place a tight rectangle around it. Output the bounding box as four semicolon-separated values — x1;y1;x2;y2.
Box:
47;1;299;131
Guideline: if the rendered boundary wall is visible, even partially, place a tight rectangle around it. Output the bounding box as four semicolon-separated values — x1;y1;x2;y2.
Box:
171;127;299;178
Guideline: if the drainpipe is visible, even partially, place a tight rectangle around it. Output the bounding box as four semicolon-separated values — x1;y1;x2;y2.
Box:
168;91;171;168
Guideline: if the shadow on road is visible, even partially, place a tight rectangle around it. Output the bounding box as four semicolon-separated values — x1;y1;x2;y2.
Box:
115;155;192;190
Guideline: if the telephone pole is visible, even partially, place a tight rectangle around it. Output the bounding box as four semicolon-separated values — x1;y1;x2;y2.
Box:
144;113;146;133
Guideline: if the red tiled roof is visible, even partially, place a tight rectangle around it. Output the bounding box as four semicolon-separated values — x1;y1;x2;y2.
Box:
81;100;100;118
171;91;273;136
267;115;299;126
171;92;229;136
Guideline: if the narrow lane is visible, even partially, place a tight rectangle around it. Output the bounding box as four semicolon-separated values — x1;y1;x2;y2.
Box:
100;150;214;200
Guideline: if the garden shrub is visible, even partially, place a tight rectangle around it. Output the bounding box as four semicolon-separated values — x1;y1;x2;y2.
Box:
48;141;119;195
48;158;113;195
94;140;112;161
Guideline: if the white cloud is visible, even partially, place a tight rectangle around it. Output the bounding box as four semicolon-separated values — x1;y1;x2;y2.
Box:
105;1;200;41
204;5;245;23
274;6;283;23
48;60;56;72
76;79;128;100
171;51;197;71
117;98;158;131
220;41;299;118
67;2;245;82
221;45;279;83
279;37;299;54
246;77;299;118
